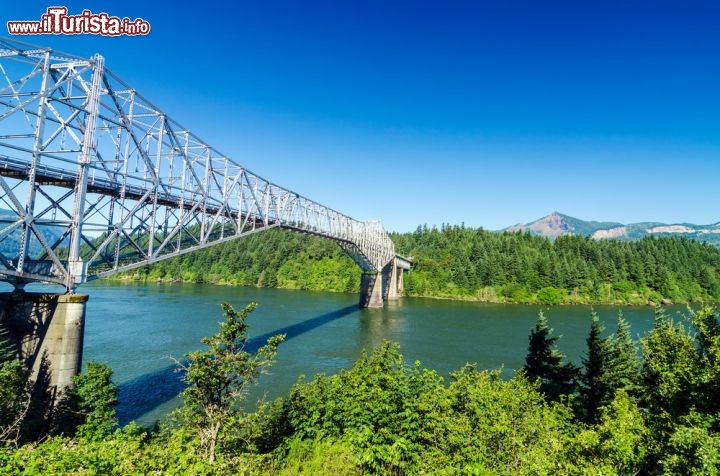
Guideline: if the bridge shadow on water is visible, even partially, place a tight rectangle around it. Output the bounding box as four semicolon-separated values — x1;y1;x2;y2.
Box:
116;304;358;426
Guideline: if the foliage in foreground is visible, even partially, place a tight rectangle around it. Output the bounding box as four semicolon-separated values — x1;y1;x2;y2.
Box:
2;305;720;475
177;302;285;462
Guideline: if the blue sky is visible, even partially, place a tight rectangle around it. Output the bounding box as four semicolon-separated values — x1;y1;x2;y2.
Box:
4;1;720;231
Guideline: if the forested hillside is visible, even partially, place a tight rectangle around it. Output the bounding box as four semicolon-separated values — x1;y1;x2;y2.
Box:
118;225;720;305
394;224;720;304
120;229;361;293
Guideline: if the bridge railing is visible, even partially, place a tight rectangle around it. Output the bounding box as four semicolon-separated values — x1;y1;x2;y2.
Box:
0;37;395;290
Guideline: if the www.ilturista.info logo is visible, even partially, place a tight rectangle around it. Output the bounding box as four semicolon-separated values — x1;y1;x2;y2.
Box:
7;7;150;36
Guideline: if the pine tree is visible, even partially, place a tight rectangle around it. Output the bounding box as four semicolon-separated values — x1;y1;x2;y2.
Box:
524;311;577;401
640;307;697;421
605;312;641;397
689;306;720;415
579;312;613;423
525;311;557;381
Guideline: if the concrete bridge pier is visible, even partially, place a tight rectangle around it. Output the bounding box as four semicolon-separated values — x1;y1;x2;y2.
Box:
360;272;384;308
359;257;408;308
0;292;88;394
385;262;399;300
397;266;404;295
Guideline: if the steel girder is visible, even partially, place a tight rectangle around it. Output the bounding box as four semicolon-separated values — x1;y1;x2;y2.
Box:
0;37;395;291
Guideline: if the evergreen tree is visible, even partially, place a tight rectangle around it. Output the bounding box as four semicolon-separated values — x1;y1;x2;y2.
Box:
638;306;720;473
640;307;697;422
605;312;641;397
689;306;720;416
523;311;577;401
579;312;613;423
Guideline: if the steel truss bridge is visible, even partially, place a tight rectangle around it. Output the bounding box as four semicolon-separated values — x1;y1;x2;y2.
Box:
0;37;408;294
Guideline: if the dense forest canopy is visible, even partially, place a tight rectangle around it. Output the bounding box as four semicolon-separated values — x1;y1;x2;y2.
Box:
393;225;720;304
118;225;720;305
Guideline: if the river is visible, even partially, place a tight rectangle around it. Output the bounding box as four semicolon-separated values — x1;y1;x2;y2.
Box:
71;282;673;426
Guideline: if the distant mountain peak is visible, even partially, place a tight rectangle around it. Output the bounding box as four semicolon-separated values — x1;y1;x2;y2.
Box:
503;212;720;246
527;212;571;239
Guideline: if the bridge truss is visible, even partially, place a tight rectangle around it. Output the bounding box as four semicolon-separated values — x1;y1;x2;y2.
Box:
0;37;397;291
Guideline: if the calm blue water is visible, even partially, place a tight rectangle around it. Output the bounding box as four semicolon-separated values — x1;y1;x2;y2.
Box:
57;282;677;426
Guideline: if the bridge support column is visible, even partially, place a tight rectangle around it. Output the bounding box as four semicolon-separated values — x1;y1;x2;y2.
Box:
0;292;88;394
397;265;404;294
385;259;400;300
360;258;407;308
360;272;384;308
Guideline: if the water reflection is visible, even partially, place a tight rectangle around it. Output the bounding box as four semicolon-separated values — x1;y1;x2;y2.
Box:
116;304;357;425
81;283;665;428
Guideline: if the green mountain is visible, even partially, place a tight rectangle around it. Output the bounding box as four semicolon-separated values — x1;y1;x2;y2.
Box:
504;212;720;246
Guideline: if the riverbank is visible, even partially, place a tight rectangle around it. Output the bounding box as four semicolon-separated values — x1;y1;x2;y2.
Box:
104;274;699;307
103;226;720;308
